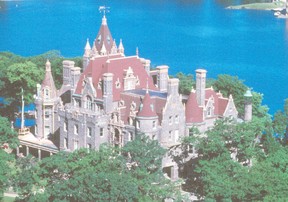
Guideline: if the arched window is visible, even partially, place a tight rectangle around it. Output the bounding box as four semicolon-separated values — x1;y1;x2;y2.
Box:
44;88;50;99
86;96;92;110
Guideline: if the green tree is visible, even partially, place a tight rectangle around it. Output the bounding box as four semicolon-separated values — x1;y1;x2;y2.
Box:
0;115;18;200
173;72;195;95
14;137;182;201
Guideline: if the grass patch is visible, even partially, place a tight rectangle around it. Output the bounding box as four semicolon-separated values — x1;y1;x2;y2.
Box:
1;196;15;202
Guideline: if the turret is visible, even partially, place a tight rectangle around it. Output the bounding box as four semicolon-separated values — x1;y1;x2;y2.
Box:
35;60;59;139
244;89;253;122
136;90;158;139
196;69;207;107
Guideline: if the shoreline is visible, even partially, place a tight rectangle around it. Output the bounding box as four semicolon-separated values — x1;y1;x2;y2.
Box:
226;2;285;11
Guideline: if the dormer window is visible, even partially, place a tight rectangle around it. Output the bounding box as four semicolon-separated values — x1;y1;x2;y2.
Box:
207;107;212;117
115;78;121;89
86;96;93;110
107;35;110;44
97;35;101;44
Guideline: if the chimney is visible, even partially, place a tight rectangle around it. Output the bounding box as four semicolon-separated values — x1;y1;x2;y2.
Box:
156;65;169;92
167;78;179;97
103;73;114;113
196;69;207;106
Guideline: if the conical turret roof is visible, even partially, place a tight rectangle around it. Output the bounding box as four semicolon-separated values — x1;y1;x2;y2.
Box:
94;15;113;54
42;60;57;98
137;91;157;117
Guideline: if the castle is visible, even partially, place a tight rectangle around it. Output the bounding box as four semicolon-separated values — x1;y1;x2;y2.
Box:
17;15;242;180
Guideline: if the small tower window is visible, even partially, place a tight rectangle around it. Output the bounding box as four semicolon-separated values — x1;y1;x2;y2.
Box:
44;89;50;99
169;116;173;125
175;115;179;123
153;121;156;129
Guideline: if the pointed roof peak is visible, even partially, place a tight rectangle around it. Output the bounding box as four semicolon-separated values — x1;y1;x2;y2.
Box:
137;92;157;117
85;38;91;50
45;59;51;71
102;15;107;25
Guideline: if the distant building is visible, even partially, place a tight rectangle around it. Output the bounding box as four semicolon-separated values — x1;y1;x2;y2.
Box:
19;15;239;180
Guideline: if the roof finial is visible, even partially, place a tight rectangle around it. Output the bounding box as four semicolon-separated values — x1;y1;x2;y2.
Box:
99;6;110;25
136;47;139;56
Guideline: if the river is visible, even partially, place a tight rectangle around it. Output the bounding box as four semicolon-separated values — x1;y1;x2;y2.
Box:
0;0;287;114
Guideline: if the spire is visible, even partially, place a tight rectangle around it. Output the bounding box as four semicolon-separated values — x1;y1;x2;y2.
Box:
118;39;124;54
94;7;113;55
45;59;51;72
136;47;139;56
85;38;91;50
84;39;91;57
111;39;117;54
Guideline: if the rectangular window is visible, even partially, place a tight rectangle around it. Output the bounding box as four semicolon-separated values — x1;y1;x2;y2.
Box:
64;121;68;132
64;138;68;149
100;128;104;137
169;131;172;140
87;127;92;137
169;116;172;125
153;121;156;129
74;125;78;135
175;130;179;142
45;111;49;120
175;115;179;123
128;132;133;142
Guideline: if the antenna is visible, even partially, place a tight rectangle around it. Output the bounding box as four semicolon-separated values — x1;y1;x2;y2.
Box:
99;6;110;16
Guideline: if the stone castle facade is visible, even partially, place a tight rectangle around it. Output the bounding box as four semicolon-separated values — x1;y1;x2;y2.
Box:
33;15;240;179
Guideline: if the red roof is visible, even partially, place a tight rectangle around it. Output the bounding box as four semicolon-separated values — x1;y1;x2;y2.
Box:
75;55;157;101
137;92;157;117
205;88;228;116
186;91;203;123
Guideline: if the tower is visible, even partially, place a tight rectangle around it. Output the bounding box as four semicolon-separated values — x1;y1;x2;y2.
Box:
196;69;207;107
136;89;158;139
35;60;59;139
244;89;253;122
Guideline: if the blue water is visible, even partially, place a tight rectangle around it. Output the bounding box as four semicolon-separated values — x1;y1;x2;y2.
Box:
0;0;287;114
